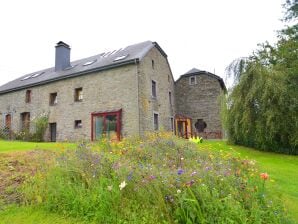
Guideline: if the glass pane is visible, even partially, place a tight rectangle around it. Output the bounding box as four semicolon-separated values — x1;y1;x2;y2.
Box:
106;115;117;140
94;116;104;140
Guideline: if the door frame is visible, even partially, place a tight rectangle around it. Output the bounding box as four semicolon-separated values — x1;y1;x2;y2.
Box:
91;109;122;141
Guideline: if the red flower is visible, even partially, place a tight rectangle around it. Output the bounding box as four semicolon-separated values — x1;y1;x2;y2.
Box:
260;173;269;180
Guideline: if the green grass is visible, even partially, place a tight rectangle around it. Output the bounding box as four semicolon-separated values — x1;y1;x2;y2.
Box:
200;140;298;222
0;140;76;153
0;206;87;224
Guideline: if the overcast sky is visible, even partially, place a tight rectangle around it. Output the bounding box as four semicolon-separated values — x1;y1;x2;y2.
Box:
0;0;285;86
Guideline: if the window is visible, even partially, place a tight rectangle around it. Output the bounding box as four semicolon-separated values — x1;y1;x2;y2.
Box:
74;87;83;101
25;90;31;103
91;109;122;141
154;113;159;131
152;60;155;69
49;92;57;105
189;76;196;85
74;120;82;128
170;117;174;132
169;91;172;105
20;112;30;130
152;80;157;98
168;75;170;82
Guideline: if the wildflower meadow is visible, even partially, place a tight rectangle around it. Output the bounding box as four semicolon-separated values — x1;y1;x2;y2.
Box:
18;132;291;223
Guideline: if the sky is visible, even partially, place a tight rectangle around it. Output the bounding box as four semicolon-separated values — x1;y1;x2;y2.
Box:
0;0;286;87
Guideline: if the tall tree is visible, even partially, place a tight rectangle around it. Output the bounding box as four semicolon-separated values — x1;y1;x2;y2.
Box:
223;1;298;154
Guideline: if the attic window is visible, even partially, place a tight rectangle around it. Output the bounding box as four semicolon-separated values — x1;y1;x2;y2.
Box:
189;76;197;85
83;59;97;66
113;55;128;61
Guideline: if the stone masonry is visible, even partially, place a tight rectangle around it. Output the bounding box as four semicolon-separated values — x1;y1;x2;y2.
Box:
175;69;226;138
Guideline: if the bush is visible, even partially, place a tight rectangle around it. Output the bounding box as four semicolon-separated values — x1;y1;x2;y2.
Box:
22;132;291;223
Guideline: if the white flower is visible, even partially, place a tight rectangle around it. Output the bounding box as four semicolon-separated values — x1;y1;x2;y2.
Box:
107;185;113;191
177;189;181;194
119;181;127;190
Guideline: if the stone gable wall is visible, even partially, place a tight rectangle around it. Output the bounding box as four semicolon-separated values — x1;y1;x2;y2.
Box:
175;74;224;138
137;48;175;135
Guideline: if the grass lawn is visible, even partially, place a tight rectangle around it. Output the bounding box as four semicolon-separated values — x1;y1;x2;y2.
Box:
201;140;298;222
0;140;76;153
0;206;87;224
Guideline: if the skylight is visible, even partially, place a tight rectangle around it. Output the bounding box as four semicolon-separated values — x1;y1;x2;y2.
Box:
113;55;128;62
21;75;32;81
83;59;97;66
31;72;44;78
64;64;78;70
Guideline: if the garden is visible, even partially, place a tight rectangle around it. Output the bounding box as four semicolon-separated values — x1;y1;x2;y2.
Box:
0;133;296;223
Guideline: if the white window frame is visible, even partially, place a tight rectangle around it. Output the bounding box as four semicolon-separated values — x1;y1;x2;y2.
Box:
189;76;197;85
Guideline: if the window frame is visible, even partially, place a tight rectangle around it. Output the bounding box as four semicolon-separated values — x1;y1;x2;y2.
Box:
20;112;30;131
49;92;58;106
74;87;83;102
189;76;197;85
74;120;82;128
152;80;157;98
25;90;31;103
91;109;122;141
153;112;159;131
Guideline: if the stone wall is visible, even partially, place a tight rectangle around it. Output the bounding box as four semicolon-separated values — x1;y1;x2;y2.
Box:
175;74;224;138
0;64;139;141
137;47;175;135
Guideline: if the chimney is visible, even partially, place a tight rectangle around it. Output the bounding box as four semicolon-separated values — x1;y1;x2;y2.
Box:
55;41;71;71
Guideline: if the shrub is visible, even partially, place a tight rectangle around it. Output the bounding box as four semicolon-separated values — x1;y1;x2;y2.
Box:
22;132;291;223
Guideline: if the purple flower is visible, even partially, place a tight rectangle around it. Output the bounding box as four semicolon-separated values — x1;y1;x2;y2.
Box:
177;169;184;175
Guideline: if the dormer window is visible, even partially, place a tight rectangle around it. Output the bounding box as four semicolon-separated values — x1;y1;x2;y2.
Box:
189;76;197;85
25;90;31;103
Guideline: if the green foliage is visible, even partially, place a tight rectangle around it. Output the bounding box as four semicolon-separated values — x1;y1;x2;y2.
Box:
21;133;290;223
31;113;49;142
223;1;298;154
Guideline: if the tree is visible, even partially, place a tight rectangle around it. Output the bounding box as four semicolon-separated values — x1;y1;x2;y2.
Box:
223;0;298;154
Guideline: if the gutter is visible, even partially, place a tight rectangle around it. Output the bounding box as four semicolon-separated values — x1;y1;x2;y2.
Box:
0;58;140;95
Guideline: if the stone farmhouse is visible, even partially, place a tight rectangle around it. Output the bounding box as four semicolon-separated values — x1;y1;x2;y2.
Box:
0;41;226;141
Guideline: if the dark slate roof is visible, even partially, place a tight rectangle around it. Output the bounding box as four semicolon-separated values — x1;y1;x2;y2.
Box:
176;67;227;92
0;41;166;94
